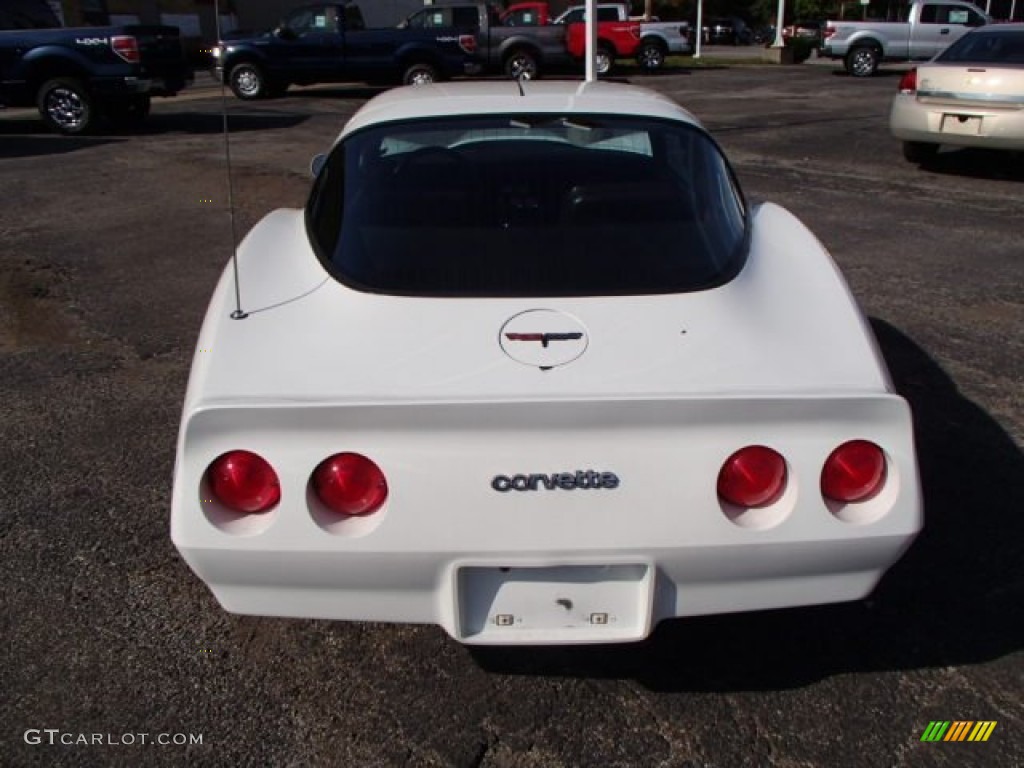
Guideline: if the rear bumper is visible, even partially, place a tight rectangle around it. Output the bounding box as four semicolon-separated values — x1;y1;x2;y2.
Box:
890;92;1024;151
178;533;916;644
172;394;921;644
90;70;192;99
666;38;691;55
89;75;152;97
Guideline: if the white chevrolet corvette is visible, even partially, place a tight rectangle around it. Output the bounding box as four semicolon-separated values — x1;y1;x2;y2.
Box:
171;80;922;645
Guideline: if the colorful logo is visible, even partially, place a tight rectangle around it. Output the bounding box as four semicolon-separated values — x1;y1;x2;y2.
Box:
920;721;997;742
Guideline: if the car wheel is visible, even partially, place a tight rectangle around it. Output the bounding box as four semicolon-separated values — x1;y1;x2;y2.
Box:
845;46;880;77
228;62;267;99
902;141;939;164
36;77;95;135
104;94;151;127
636;40;666;72
403;62;438;86
504;49;539;80
595;45;614;75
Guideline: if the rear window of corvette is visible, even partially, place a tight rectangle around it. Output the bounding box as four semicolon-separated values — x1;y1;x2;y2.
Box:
306;114;748;297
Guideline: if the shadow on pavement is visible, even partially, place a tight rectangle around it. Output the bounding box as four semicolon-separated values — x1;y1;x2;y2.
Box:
0;131;122;158
831;69;907;78
285;85;388;100
471;319;1023;691
127;110;311;136
916;147;1024;182
0;111;310;151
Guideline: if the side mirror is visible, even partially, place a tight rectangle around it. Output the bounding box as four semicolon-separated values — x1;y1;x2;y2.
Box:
310;153;327;177
275;25;297;40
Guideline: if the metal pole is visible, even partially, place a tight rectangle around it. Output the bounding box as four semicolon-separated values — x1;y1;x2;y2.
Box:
773;0;785;48
584;0;597;81
694;0;702;58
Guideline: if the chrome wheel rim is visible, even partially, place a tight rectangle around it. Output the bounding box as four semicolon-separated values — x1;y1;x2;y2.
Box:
508;56;535;80
851;50;875;76
409;69;434;85
639;46;664;70
596;52;611;74
45;87;85;131
233;67;261;97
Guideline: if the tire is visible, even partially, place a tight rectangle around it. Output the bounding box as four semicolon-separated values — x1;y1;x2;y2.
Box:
36;77;95;135
402;62;438;86
903;141;939;164
104;94;151;127
636;39;666;72
845;46;880;77
504;49;539;80
228;61;268;100
595;44;615;76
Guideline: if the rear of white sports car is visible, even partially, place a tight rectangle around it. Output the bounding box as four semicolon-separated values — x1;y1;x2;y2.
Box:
172;82;921;644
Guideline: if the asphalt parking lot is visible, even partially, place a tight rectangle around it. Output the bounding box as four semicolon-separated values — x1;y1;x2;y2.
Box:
2;60;1022;767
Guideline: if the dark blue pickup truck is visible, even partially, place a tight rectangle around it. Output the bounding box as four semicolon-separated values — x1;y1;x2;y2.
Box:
215;2;481;99
0;0;192;134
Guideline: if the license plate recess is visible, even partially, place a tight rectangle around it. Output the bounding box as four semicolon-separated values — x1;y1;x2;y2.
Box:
455;563;653;644
941;114;982;136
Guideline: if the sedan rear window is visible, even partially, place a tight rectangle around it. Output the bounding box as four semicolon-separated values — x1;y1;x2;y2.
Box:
938;29;1024;64
306;114;748;297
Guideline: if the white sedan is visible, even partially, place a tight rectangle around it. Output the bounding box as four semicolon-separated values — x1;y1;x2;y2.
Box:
171;80;922;645
891;24;1024;163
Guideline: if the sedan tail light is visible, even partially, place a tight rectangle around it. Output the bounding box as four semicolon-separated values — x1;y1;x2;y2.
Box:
821;440;886;503
898;68;917;95
312;453;388;517
717;446;787;508
206;450;280;513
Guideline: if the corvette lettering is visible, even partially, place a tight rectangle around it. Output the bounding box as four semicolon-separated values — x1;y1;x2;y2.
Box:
492;471;619;492
505;332;584;348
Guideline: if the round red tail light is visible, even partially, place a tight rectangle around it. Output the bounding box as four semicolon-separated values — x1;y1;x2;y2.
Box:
821;440;886;503
312;453;388;517
206;450;280;513
717;446;787;508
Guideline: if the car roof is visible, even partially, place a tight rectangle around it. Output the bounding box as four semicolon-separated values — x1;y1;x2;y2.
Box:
338;80;703;142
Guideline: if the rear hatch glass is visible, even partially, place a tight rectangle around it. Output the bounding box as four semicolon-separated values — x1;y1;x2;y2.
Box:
307;114;748;297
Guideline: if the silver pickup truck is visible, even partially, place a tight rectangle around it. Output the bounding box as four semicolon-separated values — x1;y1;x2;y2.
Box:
821;0;988;76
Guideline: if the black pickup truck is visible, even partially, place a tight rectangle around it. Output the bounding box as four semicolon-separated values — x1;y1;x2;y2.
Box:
399;2;569;80
215;2;480;99
0;0;192;134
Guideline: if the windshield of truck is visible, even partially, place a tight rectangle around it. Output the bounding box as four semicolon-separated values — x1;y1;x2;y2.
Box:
306;114;748;297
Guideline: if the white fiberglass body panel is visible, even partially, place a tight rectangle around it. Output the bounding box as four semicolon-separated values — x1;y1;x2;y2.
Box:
183;204;889;407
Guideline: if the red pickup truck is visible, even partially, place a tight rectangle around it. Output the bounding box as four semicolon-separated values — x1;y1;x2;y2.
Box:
501;1;641;74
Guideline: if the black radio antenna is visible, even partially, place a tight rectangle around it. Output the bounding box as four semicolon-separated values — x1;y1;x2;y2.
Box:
214;0;246;320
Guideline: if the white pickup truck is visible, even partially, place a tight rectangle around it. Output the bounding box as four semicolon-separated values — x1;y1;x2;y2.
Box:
821;0;988;76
